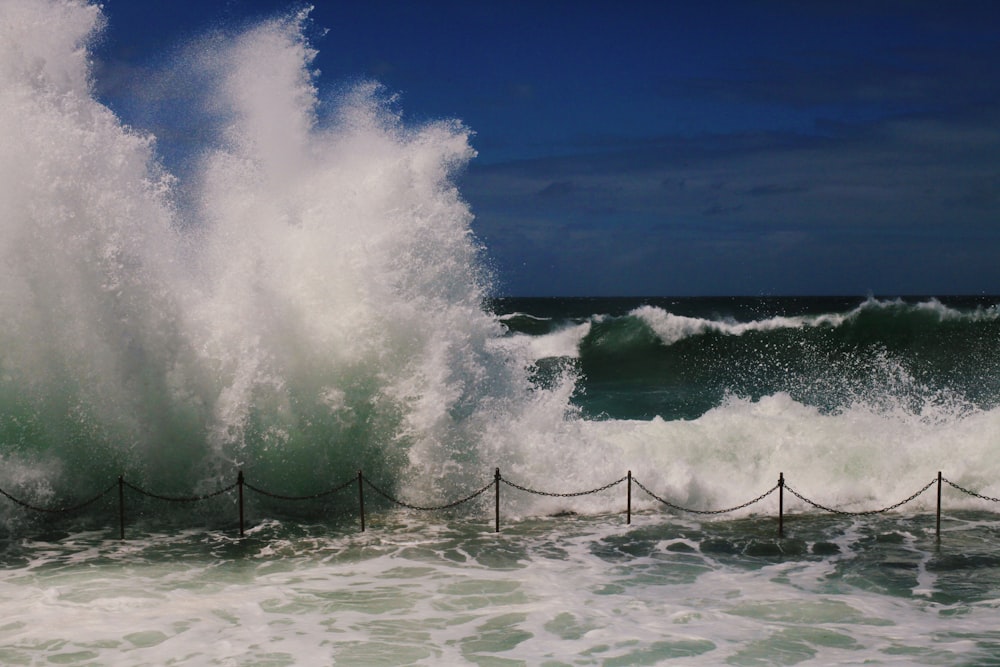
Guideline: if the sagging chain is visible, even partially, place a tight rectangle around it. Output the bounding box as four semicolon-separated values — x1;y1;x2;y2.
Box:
783;478;936;516
363;477;495;511
245;476;356;501
631;477;779;515
4;470;991;523
0;482;117;514
122;479;238;503
501;475;628;497
942;477;1000;503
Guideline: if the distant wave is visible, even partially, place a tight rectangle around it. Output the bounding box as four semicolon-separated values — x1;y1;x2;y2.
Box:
634;297;1000;347
554;296;1000;421
497;311;557;337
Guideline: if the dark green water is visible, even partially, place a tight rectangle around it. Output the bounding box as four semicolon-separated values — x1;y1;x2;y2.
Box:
492;295;1000;420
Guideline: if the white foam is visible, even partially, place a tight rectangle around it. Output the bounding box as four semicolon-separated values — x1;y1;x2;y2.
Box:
2;0;997;528
493;322;590;362
2;518;997;665
568;393;1000;516
632;297;1000;347
631;305;848;345
0;0;586;506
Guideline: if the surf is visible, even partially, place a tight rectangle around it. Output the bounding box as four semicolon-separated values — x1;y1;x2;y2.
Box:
0;0;585;518
2;1;999;531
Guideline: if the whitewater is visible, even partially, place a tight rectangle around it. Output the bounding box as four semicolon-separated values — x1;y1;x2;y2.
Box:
3;1;1000;664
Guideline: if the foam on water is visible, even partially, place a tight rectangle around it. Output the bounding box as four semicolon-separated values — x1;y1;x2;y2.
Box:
505;322;591;361
5;6;1000;663
2;0;999;528
586;396;1000;516
3;514;1000;665
633;297;1000;347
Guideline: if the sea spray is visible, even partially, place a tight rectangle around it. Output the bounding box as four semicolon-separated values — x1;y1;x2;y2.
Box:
0;0;594;516
2;0;999;529
177;12;594;505
4;5;1000;664
0;0;194;502
495;295;1000;516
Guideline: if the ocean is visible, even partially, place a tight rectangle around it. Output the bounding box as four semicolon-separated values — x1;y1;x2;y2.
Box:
4;1;1000;665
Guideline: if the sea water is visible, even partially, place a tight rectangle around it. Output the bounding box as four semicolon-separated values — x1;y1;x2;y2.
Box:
3;1;1000;664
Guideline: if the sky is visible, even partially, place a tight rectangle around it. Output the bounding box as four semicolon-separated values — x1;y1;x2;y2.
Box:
91;0;1000;296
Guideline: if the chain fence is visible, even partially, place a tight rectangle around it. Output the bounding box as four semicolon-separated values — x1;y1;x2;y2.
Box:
0;468;996;539
0;482;117;515
364;476;495;511
122;478;239;503
244;476;357;501
631;477;780;515
783;479;937;516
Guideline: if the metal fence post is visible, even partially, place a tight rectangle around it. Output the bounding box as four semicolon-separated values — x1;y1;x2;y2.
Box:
237;470;245;537
358;470;365;532
495;468;501;533
936;471;942;539
627;470;632;525
778;472;784;538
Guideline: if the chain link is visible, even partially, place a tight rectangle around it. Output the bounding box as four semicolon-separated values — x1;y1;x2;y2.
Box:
942;477;1000;503
0;482;116;514
363;477;494;511
783;479;936;516
0;471;985;525
632;477;779;515
501;475;627;497
245;476;356;501
122;479;238;502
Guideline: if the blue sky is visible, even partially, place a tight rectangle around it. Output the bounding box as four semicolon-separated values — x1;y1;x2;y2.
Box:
93;0;1000;296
